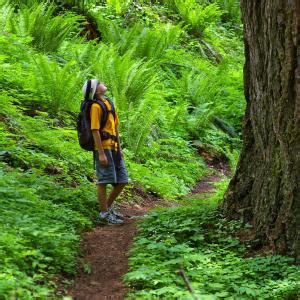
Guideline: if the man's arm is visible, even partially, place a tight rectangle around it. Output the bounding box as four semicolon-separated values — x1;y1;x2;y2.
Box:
92;129;108;166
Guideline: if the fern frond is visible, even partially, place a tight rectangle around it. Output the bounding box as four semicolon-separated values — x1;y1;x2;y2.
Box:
8;2;82;52
95;18;183;60
32;55;86;114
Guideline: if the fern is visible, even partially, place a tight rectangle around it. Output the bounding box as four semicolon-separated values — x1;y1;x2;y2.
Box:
87;45;159;111
6;0;38;7
216;0;241;24
158;0;221;36
0;3;13;31
32;55;85;114
106;0;133;15
95;18;183;60
63;41;161;153
7;2;82;52
56;0;96;10
124;98;158;155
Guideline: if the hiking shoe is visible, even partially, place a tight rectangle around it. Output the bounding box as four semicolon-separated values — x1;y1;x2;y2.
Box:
108;207;124;220
107;212;124;225
96;212;123;225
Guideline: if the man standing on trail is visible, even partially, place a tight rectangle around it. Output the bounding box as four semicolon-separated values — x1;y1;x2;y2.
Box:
83;79;128;225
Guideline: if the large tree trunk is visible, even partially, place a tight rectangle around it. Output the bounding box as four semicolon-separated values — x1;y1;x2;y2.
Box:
223;0;300;262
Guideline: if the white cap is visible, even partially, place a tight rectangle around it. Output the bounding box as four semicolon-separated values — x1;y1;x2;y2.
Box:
82;79;99;100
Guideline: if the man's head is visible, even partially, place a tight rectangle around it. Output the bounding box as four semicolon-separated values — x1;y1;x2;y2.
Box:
95;83;107;97
82;79;107;100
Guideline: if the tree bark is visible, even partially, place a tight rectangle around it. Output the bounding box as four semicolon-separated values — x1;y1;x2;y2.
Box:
223;0;300;262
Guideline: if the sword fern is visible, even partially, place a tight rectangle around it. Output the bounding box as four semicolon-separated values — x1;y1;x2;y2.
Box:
7;2;82;52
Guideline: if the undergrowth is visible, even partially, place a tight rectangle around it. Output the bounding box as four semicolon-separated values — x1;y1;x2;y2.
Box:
124;184;300;299
0;164;92;297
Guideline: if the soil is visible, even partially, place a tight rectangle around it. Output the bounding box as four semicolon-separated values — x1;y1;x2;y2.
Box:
65;173;225;300
190;174;221;194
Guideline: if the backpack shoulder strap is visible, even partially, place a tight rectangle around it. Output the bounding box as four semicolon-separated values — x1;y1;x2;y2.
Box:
95;100;108;129
105;97;116;118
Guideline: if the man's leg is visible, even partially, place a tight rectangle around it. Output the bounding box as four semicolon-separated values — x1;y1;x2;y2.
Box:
97;183;123;225
107;183;126;208
97;184;108;212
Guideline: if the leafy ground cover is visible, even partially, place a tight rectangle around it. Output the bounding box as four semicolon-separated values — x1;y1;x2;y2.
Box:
0;164;92;297
0;94;97;297
124;182;300;299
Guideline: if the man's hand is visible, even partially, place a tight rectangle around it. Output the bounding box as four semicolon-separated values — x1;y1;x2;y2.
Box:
99;152;108;167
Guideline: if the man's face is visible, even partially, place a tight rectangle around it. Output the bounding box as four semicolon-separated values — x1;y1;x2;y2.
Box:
96;83;107;95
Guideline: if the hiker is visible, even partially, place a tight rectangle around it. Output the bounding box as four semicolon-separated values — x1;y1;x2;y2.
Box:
82;79;128;225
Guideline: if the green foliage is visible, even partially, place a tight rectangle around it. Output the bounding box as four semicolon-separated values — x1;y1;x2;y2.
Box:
126;138;206;198
125;189;300;299
31;55;85;114
96;20;183;60
93;47;158;113
189;64;244;131
0;93;94;180
0;91;98;296
105;0;133;15
0;164;94;297
63;0;244;157
216;0;241;24
151;0;222;38
0;33;85;115
141;0;241;26
123;97;159;155
173;0;222;37
63;42;163;154
0;0;247;297
163;55;244;156
5;0;38;7
5;2;82;52
56;0;96;10
64;42;158;111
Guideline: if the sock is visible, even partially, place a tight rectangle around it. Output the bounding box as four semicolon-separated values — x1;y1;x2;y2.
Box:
100;211;108;218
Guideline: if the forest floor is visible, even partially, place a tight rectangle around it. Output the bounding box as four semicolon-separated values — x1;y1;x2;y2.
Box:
66;160;229;300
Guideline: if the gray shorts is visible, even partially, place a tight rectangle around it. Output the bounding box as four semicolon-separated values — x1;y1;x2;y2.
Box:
94;149;129;185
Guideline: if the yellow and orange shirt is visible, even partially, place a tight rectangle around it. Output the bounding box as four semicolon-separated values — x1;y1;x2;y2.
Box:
90;98;119;150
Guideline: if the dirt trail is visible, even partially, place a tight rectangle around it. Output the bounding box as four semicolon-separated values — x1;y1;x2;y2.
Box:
67;171;225;299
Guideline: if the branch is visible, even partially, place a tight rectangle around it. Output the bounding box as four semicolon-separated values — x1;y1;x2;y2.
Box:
176;267;199;300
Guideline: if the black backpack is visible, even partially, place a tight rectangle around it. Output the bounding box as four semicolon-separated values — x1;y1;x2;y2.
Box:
77;95;116;151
